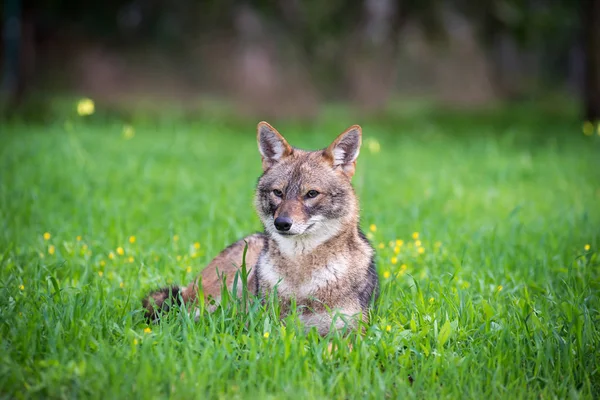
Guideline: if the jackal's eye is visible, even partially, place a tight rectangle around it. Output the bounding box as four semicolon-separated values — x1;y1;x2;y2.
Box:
306;190;319;199
273;189;283;198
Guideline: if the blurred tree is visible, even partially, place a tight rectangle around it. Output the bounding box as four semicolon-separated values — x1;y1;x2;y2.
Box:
1;0;597;118
582;0;600;120
1;0;33;106
271;0;442;105
460;0;579;98
348;0;442;109
457;0;600;120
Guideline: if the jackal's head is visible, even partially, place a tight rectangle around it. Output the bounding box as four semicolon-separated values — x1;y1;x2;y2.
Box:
255;122;362;246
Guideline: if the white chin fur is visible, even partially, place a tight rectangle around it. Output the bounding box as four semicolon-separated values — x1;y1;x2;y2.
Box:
264;216;343;257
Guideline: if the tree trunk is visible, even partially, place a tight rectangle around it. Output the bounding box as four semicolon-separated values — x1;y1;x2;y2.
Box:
1;0;22;103
1;0;36;108
582;0;600;121
347;0;401;111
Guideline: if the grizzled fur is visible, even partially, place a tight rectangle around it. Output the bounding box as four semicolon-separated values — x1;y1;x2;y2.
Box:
142;286;181;321
143;122;378;335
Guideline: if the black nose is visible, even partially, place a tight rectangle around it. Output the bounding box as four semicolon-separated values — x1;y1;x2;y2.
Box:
274;216;293;232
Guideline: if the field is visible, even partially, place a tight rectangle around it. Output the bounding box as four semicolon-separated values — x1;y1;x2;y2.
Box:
1;102;599;399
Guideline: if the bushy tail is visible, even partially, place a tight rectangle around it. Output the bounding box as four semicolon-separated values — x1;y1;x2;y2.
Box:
142;286;182;322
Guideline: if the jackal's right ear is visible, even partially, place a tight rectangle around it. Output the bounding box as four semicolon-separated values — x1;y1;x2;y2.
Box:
257;121;292;171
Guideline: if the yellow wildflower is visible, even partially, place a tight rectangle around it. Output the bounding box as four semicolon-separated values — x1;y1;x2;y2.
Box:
19;284;24;291
418;247;425;254
370;224;377;232
391;257;398;265
429;297;435;304
385;325;391;332
497;285;503;292
412;232;419;240
584;244;591;251
108;252;115;260
176;255;182;262
76;98;95;116
116;247;124;256
133;339;139;345
396;239;404;246
365;138;381;154
393;246;400;254
383;271;391;279
415;240;421;247
129;236;136;244
123;125;135;140
77;235;82;241
48;245;55;255
128;256;134;263
98;271;104;277
263;332;270;339
194;242;201;249
43;232;51;240
378;243;385;249
144;327;152;334
186;266;192;273
100;260;106;267
120;282;125;288
583;121;594;136
400;264;407;270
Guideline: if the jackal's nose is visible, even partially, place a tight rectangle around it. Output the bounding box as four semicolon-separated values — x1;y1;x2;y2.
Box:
274;216;292;232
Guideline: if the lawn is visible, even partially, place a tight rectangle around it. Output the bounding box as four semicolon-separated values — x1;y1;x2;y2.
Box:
0;102;599;399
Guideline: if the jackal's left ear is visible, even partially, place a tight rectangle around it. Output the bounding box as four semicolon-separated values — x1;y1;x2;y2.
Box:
325;125;362;178
257;121;292;171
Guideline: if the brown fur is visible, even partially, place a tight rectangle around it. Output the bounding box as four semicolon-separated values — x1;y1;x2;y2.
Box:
143;122;378;335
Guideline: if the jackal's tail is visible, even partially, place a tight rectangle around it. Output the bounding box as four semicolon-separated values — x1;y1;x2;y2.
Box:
142;286;183;322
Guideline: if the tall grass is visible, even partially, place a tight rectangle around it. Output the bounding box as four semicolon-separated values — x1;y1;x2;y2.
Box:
0;104;598;398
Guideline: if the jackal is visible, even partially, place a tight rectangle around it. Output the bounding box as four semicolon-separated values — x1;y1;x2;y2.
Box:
143;122;379;335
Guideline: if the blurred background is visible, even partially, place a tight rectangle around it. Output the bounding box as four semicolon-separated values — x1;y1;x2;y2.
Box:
1;0;598;120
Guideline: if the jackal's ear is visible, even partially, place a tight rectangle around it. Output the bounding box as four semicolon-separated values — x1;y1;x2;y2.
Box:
257;121;292;171
325;125;362;178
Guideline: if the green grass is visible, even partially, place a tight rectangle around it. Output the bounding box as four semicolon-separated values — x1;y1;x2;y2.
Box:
1;103;599;399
